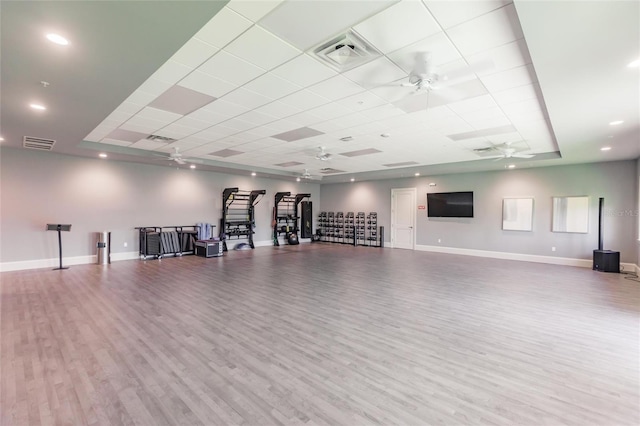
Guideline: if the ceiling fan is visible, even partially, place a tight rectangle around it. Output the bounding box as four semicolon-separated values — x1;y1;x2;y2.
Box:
401;52;446;93
477;142;535;160
315;146;332;161
157;147;188;165
299;168;322;181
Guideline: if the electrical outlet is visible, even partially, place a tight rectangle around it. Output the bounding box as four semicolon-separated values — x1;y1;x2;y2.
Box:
124;242;128;248
437;238;441;243
551;246;556;252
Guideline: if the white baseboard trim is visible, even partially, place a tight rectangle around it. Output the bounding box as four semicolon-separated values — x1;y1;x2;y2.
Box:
1;251;140;272
415;244;636;270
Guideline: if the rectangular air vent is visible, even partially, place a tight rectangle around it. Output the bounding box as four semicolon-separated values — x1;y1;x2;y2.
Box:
23;136;56;151
146;134;176;143
319;168;346;174
313;30;381;72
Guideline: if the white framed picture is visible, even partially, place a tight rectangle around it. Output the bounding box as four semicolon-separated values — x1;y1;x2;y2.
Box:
552;196;589;233
502;198;534;231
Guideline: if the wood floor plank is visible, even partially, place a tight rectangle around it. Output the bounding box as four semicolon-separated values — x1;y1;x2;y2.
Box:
1;244;638;425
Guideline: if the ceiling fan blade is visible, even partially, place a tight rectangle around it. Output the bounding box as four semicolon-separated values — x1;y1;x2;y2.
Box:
175;158;186;165
512;153;535;159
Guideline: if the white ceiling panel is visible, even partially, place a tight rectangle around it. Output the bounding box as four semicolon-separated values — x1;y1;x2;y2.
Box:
370;79;416;103
200;98;251;118
359;104;406;121
424;0;511;29
234;110;278;127
243;73;301;100
480;63;537;92
124;90;160;107
100;138;133;147
177;70;236;98
136;107;183;123
386;32;461;74
149;61;194;85
448;94;498;115
195;125;240;141
286;112;324;127
186;106;235;125
170;38;220;69
335;91;389;112
271;54;337;87
155;123;200;139
445;3;524;56
308;75;366;101
467;38;532;77
308;102;356;121
342;57;407;89
199;50;266;86
220;117;259;132
492;82;541;106
194;7;253;48
114;102;145;115
260;0;399;51
226;0;283;23
137;78;173;97
225;25;300;71
353;0;442;54
119;122;162;134
279;90;331;111
221;87;274;109
254;101;302;119
129;139;170;150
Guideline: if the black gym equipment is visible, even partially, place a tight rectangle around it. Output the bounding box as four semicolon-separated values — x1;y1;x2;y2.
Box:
273;192;310;245
46;224;71;270
220;187;265;251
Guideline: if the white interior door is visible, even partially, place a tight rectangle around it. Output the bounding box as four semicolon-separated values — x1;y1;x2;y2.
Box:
391;188;416;250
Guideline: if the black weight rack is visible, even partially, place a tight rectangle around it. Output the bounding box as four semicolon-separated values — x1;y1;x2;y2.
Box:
355;212;366;245
315;211;383;247
366;212;379;246
136;225;201;259
273;192;310;246
220;187;265;251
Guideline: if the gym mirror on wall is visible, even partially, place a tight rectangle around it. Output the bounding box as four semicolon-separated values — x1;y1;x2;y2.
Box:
552;196;589;233
502;198;534;231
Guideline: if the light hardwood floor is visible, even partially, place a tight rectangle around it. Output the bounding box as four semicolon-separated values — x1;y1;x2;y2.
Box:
1;244;638;425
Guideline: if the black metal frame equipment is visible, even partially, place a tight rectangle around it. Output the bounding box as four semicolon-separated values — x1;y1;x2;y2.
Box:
273;192;311;246
220;187;266;251
136;225;201;259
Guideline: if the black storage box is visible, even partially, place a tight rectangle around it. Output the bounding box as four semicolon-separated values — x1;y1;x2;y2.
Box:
593;250;620;273
195;239;223;258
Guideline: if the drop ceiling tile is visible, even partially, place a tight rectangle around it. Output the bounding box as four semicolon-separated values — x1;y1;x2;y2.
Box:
480;63;536;92
445;4;523;56
505;107;548;125
370;79;416;103
226;0;283;22
124;90;158;107
171;38;220;69
424;0;511;29
171;116;214;131
220;117;258;132
260;0;398;51
115;102;145;115
234;110;278;127
272;126;324;142
221;87;274;109
386;32;461;73
86;126;113;142
136;107;183;124
195;125;240;140
155;123;199;139
353;0;442;54
492;83;541;105
271;54;337;87
243;73;301;100
119;122;162;134
194;7;253;48
310;120;349;134
129;139;170;150
447;124;517;140
107;128;149;142
308;102;356;121
178;71;237;98
137;78;174;97
485;131;523;145
335;91;389;112
149;61;194;85
103;110;132;126
342;57;407;89
308;75;366;101
186;107;232;125
209;148;245;158
359;104;406;121
279;90;331;111
285;112;324;127
201;98;251;118
467;38;532;77
148;85;217;115
225;25;301;70
199;50;266;87
254;101;302;119
448;94;498;115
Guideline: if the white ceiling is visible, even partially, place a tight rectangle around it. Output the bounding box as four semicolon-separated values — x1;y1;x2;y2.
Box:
2;0;638;183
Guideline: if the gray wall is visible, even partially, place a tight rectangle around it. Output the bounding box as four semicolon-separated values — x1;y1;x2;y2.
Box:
0;148;319;263
637;158;640;267
321;161;638;263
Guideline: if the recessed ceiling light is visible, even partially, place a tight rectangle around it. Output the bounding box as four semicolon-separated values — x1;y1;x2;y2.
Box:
601;146;612;151
350;178;355;182
414;172;420;176
627;59;640;68
507;164;516;169
99;153;107;158
251;172;256;176
46;33;69;45
0;137;4;142
190;164;196;169
296;177;301;182
30;103;46;110
609;120;624;126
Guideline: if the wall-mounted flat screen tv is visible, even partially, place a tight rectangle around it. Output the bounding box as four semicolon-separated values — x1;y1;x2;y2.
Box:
427;191;474;218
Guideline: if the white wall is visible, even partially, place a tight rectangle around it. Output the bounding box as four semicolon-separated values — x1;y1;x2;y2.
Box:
0;148;319;267
321;161;638;264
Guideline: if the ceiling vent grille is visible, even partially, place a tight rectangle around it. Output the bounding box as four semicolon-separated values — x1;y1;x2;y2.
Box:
319;167;346;174
313;30;381;72
146;134;176;143
23;136;56;151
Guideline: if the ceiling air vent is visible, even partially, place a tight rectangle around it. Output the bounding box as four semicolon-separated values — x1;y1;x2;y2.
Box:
313;30;381;72
319;167;346;174
23;136;56;151
146;134;176;143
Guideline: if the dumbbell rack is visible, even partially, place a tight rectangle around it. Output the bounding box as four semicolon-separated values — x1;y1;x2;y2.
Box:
366;212;379;246
317;211;381;247
355;212;366;245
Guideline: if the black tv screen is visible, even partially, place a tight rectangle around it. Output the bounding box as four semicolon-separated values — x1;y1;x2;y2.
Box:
427;191;474;218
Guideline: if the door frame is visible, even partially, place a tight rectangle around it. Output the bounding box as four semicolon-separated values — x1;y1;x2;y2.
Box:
390;187;417;250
